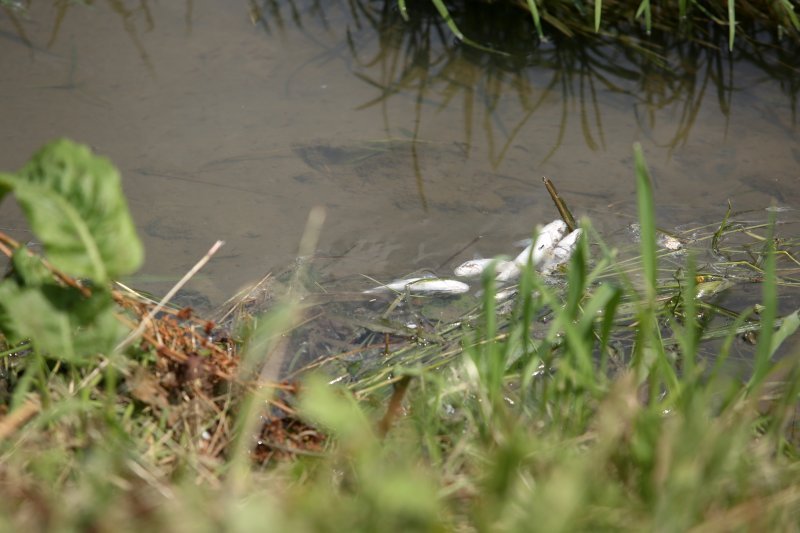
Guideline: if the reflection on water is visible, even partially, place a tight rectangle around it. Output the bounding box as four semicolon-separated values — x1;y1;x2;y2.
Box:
0;0;798;306
317;0;799;163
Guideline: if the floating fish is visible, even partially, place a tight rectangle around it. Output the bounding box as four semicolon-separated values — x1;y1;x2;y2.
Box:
454;258;515;279
404;278;470;294
514;219;569;267
495;261;521;282
455;220;573;283
370;219;577;298
540;229;583;273
494;287;518;302
363;276;426;293
365;276;469;295
454;258;496;278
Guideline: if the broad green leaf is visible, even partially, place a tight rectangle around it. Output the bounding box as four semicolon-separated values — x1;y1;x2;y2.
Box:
0;280;123;363
13;182;108;281
10;245;52;286
0;172;14;201
634;143;657;304
300;374;375;449
770;310;800;357
13;139;143;281
750;218;777;390
0;281;76;361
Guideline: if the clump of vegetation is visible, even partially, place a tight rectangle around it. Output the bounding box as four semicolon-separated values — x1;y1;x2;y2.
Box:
0;140;799;530
402;0;800;51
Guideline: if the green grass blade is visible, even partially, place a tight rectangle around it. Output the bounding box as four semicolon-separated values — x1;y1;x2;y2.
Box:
580;282;621;376
633;143;676;392
728;0;736;50
525;0;544;39
770;311;800;356
594;0;602;31
749;217;777;390
397;0;409;21
634;143;657;306
635;0;652;34
779;0;800;30
469;258;506;405
678;255;699;379
429;0;510;56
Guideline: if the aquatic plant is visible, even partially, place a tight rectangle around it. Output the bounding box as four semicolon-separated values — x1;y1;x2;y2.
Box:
402;0;800;51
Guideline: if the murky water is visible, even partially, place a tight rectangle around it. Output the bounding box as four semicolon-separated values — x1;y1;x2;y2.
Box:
1;1;798;308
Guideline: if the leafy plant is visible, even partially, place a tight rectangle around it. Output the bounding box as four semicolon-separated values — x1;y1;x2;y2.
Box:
0;139;143;363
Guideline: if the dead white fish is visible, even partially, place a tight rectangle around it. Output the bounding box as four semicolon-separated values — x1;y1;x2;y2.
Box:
454;258;521;283
495;261;521;282
364;276;469;295
454;258;515;278
514;219;569;267
363;276;426;294
494;287;518;302
454;258;496;277
404;278;470;294
540;229;583;273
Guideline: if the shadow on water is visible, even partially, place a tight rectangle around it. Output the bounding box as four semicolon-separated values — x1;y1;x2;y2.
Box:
250;0;799;166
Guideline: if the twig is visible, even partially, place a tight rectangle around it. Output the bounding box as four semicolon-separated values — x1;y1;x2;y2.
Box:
113;312;235;381
115;240;224;353
543;177;577;232
0;395;41;440
377;374;412;438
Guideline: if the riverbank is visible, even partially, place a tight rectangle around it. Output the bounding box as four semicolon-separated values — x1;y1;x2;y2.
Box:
1;141;799;530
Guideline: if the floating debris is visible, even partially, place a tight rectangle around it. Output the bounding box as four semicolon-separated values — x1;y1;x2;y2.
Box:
657;234;684;251
629;223;684;251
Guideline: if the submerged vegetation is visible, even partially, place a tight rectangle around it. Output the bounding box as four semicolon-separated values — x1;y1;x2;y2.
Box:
1;140;799;530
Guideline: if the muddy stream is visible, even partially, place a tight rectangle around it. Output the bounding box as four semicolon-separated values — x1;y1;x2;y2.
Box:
1;1;798;371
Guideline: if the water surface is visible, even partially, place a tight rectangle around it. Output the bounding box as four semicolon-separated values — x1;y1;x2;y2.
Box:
1;0;798;307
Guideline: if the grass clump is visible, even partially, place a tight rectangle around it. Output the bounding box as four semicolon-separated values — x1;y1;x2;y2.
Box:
1;139;799;530
404;0;800;50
